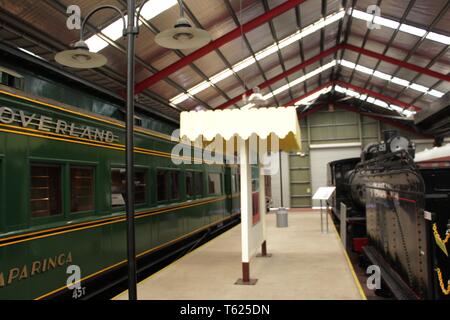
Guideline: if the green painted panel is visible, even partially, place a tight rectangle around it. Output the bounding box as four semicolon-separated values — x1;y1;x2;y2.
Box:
290;184;311;195
290;169;310;181
291;198;311;207
289;155;309;167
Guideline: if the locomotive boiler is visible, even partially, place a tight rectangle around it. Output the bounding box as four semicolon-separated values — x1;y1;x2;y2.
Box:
345;130;450;300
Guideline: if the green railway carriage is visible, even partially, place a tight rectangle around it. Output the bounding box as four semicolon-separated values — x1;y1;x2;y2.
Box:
0;47;243;299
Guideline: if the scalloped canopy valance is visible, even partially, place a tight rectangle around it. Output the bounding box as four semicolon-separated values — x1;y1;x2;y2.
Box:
180;107;301;152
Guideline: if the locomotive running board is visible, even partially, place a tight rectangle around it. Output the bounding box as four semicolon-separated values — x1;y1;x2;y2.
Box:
362;246;420;300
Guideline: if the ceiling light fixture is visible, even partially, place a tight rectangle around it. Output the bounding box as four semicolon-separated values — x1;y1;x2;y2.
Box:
242;87;268;109
169;11;345;104
155;0;211;49
55;39;108;69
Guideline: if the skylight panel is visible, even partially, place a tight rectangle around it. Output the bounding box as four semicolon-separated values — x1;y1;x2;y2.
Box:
325;10;346;25
334;85;346;93
188;81;211;95
426;32;450;45
399;23;427;37
334;86;415;117
263;93;274;100
301;19;326;38
373;71;392;81
255;44;279;61
170;93;190;105
294;86;332;105
84;0;176;53
232;57;257;72
210;69;234;84
428;89;445;98
366;97;376;104
278;31;302;49
350;9;374;21
409;83;429;93
340;59;356;69
273;84;291;95
289;76;306;87
390;105;404;113
373;99;389;108
85;35;109;53
351;9;450;45
355;64;374;75
169;12;345;104
139;0;178;20
359;94;368;100
403;109;416;117
101;17;128;41
346;89;360;98
373;16;400;29
391;77;410;87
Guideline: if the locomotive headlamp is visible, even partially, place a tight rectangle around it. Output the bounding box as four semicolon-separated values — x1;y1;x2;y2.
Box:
55;40;107;69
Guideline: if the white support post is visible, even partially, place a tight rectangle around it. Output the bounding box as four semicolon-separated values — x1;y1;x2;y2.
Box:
236;139;257;285
257;167;271;257
259;168;266;243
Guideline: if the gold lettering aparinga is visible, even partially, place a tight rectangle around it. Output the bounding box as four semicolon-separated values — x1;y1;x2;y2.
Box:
0;252;73;288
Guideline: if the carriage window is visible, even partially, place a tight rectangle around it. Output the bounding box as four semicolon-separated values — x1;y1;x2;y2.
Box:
30;165;62;218
208;173;222;195
194;172;204;196
171;171;180;200
111;168;147;207
186;171;194;197
231;174;236;193
157;170;168;201
0;68;23;90
71;166;94;213
186;171;203;197
134;171;147;204
157;170;180;201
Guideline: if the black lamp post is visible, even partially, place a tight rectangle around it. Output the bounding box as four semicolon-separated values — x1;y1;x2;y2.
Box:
55;0;211;301
56;0;141;301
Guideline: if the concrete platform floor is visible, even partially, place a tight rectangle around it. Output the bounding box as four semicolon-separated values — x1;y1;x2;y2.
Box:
114;210;366;300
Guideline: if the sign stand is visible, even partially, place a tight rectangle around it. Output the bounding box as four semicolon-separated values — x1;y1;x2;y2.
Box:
313;187;336;234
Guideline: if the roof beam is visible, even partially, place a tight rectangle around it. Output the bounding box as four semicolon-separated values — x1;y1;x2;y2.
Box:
334;80;422;111
215;47;339;110
295;99;429;138
134;0;308;94
284;81;334;106
215;43;444;110
281;80;421;114
334;103;432;138
342;44;450;83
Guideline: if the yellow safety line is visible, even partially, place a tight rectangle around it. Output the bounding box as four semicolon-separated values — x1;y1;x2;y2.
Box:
35;213;239;300
112;216;240;300
329;213;367;300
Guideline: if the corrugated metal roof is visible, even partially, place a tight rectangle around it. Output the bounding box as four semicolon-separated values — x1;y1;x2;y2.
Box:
0;0;449;126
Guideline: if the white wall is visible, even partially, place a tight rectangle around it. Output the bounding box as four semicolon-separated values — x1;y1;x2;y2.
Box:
270;152;290;208
310;143;362;208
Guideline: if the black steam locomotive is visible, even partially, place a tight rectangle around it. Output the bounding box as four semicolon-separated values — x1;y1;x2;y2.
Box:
329;130;450;300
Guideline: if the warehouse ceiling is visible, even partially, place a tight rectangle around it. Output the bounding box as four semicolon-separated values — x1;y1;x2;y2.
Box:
0;0;449;127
